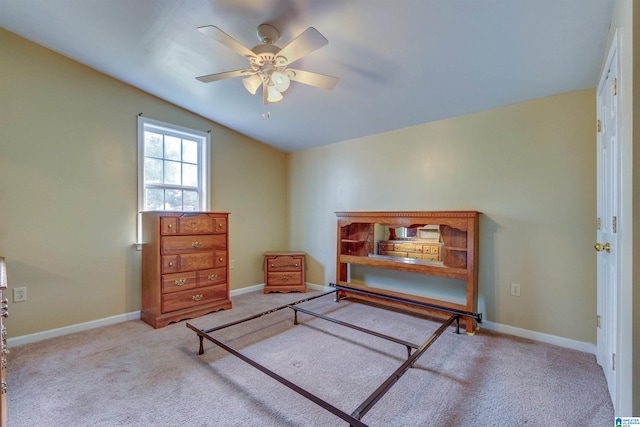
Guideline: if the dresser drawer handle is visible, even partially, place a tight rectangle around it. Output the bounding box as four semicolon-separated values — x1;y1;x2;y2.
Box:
218;257;224;262
208;274;218;280
281;277;289;282
192;294;203;301
174;278;187;286
271;264;299;269
192;242;202;248
168;262;174;267
218;223;224;228
167;224;173;229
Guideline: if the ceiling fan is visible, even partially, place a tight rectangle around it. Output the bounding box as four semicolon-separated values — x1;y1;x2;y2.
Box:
196;24;339;104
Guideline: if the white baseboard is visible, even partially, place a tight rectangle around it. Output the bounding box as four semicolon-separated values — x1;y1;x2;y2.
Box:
230;283;265;296
305;282;332;292
7;311;141;348
7;282;596;355
481;320;596;354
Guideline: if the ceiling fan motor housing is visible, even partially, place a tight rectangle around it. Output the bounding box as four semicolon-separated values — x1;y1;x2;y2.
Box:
256;24;280;45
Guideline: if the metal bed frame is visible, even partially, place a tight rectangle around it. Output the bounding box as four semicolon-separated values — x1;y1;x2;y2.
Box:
186;283;482;427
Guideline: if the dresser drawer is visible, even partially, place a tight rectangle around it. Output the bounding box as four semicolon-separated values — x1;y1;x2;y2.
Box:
161;217;178;235
161;284;228;313
161;234;226;254
198;268;226;286
162;272;197;293
160;214;228;236
267;272;303;286
422;245;439;254
213;251;227;268
162;255;179;273
265;255;303;272
379;242;395;252
179;253;215;272
394;242;415;252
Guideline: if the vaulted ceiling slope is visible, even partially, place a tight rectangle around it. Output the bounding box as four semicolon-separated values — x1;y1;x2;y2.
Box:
0;0;615;152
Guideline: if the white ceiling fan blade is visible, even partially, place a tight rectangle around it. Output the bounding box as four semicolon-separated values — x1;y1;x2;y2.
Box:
288;69;339;90
196;69;253;83
275;27;328;66
197;25;256;58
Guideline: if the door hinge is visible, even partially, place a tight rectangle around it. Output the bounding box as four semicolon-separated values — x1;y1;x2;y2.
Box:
613;78;617;96
596;217;601;230
597;315;601;328
612;353;616;371
612;216;617;233
597;119;601;132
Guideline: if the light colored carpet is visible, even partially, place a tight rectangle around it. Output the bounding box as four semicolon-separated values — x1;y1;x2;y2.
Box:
8;290;613;426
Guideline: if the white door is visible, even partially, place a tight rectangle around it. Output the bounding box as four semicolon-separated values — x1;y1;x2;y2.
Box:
595;32;620;407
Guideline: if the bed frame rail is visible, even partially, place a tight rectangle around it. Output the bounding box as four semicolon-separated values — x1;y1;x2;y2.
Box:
186;285;481;426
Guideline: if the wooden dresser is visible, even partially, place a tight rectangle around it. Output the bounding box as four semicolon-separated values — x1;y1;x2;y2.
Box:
263;252;306;294
141;212;232;328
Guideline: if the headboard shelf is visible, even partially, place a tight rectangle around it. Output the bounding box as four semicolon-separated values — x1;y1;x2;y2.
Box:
335;211;480;333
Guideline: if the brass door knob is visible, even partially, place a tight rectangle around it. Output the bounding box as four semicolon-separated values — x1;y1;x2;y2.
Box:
594;242;611;253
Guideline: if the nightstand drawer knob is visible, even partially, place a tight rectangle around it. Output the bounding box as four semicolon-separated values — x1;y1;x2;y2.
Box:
219;223;224;228
192;242;202;248
175;278;187;286
168;262;173;266
208;274;218;280
281;277;289;282
219;257;224;262
192;294;203;301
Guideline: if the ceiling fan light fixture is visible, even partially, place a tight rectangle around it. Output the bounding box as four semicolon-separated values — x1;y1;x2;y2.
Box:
271;71;290;92
266;85;283;103
242;74;262;95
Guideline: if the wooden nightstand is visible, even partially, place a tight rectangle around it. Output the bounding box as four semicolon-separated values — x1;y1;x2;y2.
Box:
263;252;306;294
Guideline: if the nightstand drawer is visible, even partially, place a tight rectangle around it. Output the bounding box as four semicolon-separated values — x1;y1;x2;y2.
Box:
265;255;303;271
267;272;303;286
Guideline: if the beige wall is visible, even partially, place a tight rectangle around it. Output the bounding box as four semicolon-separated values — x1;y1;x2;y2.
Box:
0;29;289;337
289;88;596;343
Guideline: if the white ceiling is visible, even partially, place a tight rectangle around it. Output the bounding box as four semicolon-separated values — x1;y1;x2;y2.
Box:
0;0;615;152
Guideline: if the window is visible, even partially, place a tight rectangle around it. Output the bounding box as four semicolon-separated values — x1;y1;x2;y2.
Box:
137;116;210;244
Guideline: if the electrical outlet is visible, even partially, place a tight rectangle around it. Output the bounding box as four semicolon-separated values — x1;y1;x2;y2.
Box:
14;286;27;302
510;283;521;297
229;259;235;270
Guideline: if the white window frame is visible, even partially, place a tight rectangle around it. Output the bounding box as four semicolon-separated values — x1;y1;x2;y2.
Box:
136;116;210;246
